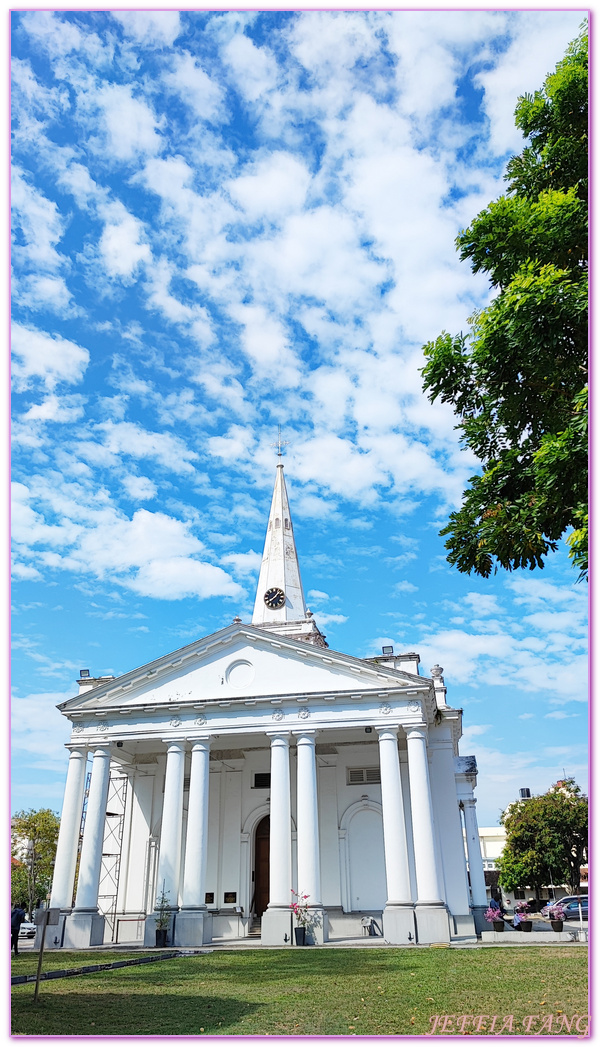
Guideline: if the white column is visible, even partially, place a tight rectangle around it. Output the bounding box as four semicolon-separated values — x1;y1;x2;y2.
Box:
50;747;87;910
181;738;210;909
267;732;292;908
377;727;412;903
155;742;186;909
462;797;488;907
295;731;321;905
405;725;443;905
404;724;451;944
73;746;111;911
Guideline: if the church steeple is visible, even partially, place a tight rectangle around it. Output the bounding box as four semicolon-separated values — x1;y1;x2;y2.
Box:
251;453;328;647
252;460;307;625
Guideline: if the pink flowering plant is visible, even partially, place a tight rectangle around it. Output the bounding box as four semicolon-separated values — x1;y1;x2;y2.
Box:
484;906;504;923
547;903;565;920
290;890;311;927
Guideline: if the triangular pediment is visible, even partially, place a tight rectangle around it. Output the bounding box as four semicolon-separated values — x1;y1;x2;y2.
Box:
58;624;430;717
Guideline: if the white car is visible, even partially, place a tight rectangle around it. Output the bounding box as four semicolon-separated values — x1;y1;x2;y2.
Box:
18;921;36;939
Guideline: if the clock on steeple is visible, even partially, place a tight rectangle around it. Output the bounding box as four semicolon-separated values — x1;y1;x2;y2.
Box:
264;586;286;609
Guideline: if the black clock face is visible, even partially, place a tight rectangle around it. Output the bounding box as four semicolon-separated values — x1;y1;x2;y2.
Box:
264;586;286;609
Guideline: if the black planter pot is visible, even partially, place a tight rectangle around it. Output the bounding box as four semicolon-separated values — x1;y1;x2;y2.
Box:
492;920;505;932
155;928;168;947
294;927;307;946
520;921;532;932
551;920;564;932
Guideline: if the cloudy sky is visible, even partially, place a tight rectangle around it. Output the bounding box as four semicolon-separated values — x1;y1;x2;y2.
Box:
11;8;587;825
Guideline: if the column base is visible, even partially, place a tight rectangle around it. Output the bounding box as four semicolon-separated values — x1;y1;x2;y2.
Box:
261;907;294;946
304;907;329;944
414;903;451;944
382;904;416;944
451;912;477;937
35;912;69;950
174;909;213;947
143;912;176;947
471;904;489;935
63;911;106;949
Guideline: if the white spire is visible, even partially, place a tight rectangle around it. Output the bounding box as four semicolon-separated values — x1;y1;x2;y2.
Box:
252;461;307;626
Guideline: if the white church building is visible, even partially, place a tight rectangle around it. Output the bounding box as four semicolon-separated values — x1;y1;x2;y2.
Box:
43;458;489;950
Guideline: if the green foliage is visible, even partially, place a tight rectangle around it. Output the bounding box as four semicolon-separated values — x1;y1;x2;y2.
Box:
422;25;588;579
154;883;172;929
11;808;60;916
497;779;588;894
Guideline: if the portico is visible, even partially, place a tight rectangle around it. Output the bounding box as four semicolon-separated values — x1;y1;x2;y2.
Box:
45;460;487;950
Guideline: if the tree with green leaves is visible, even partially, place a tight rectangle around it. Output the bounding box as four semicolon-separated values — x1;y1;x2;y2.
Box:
422;25;588;580
496;778;587;896
11;808;60;917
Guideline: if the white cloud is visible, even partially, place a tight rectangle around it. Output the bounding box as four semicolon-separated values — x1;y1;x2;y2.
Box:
221;550;262;577
93;421;198;476
394;580;418;594
98;205;151;280
16;274;73;314
11;689;73;765
127;557;244;601
11;323;89;391
164;52;224;120
111;11;181;47
20;10;108;63
11;166;66;272
475;12;585;156
96;84;163;161
463;592;504;617
228;303;301;386
222;32;279;103
226;152;311;220
307;589;330;602
22;394;85;424
121;474;158;501
312;611;348;628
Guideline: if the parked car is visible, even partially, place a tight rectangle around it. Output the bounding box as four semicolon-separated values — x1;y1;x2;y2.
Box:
562;898;588;921
540;895;588;916
18;921;36;939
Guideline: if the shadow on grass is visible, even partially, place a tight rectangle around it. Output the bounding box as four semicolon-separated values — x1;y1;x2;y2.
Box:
11;992;257;1037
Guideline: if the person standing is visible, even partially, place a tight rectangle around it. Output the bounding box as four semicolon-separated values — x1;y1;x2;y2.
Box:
11;905;26;956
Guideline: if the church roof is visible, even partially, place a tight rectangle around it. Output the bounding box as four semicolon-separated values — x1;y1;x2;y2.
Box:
57;621;434;716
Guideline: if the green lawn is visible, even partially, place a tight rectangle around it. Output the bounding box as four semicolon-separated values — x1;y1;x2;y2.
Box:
11;947;588;1036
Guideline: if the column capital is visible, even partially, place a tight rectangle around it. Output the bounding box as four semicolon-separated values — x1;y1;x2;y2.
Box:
161;739;187;750
266;730;291;740
89;745;111;758
375;724;400;737
189;736;211;749
65;744;88;755
404;722;428;738
293;730;317;741
462;795;477;807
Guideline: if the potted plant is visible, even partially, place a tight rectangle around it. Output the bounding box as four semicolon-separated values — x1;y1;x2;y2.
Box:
513;901;532;932
547;903;565;932
290;890;311;945
484;906;505;932
154;883;171;947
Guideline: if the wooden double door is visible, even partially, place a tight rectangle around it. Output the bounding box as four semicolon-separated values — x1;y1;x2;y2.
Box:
254;816;270;917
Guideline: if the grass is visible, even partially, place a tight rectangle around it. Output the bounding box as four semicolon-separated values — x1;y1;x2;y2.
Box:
11;947;588;1037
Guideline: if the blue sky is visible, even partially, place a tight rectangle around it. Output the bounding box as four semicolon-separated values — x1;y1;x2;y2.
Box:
11;8;587;825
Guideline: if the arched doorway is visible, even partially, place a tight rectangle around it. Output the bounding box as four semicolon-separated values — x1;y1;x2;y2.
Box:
254;816;270;916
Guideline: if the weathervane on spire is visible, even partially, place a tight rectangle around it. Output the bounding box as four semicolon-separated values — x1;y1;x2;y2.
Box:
271;425;289;458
